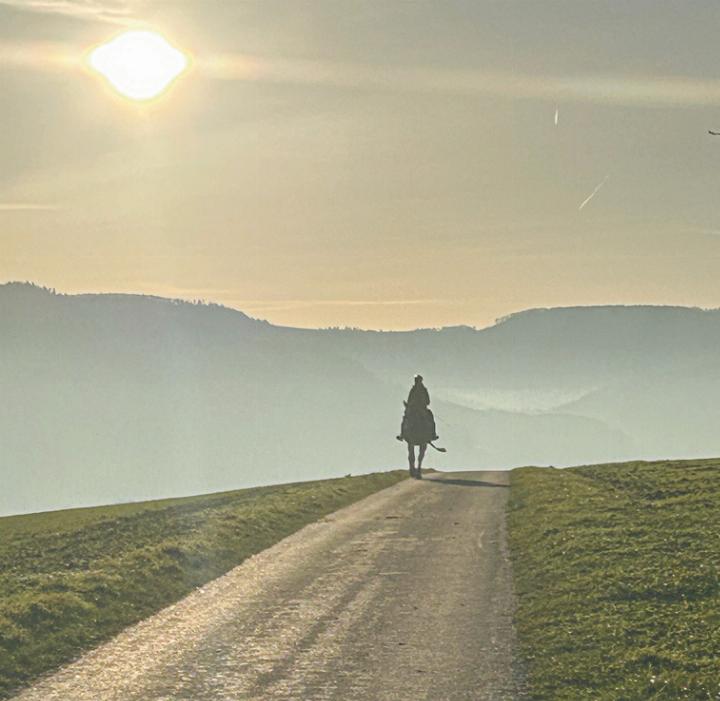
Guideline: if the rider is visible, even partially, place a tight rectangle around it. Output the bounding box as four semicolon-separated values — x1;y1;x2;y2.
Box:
398;374;439;442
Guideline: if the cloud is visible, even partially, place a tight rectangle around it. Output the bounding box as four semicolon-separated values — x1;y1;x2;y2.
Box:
0;0;137;24
237;299;450;312
682;226;720;238
8;30;720;109
150;294;451;313
201;53;720;108
119;284;455;313
0;39;82;71
0;202;62;211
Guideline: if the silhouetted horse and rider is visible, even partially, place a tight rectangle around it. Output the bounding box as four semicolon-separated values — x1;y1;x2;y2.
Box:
396;374;445;478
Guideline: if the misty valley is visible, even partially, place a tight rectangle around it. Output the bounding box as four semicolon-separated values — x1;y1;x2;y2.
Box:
4;281;720;516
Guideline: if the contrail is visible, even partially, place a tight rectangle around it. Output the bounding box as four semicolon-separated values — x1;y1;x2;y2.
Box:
578;176;609;211
554;107;559;126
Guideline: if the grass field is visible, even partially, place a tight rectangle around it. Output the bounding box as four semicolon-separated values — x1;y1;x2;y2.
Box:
0;471;405;699
509;458;720;700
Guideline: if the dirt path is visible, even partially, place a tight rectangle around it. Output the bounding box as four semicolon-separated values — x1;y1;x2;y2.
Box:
13;471;525;701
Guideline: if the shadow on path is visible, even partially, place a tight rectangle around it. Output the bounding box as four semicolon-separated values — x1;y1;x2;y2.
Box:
424;477;509;489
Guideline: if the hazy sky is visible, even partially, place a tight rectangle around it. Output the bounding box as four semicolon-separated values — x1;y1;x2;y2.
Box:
3;0;720;329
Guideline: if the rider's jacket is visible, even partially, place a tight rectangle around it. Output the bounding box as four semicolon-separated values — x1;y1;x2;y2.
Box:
407;383;430;409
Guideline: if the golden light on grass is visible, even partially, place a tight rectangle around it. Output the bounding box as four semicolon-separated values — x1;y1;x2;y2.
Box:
88;31;189;101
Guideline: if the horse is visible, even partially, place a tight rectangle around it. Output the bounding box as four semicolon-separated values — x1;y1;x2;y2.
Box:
397;402;445;479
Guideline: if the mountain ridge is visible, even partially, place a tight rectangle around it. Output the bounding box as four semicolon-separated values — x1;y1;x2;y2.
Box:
3;281;720;515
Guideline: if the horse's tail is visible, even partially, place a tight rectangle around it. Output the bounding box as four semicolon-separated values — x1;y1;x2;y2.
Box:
428;441;447;453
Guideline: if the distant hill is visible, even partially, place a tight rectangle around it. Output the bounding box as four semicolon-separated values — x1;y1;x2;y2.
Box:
4;282;720;514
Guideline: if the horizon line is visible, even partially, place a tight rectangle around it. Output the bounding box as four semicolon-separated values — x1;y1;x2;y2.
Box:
2;280;720;333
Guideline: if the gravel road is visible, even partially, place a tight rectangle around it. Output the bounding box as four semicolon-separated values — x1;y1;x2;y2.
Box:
13;471;525;701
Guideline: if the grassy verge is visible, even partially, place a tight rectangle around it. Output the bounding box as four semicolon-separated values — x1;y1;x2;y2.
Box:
0;471;405;698
508;458;720;700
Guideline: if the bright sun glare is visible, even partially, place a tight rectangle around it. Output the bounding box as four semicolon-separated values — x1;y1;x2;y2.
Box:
88;31;189;101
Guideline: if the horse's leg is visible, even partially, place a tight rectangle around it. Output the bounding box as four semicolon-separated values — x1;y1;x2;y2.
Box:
417;443;427;478
407;442;416;476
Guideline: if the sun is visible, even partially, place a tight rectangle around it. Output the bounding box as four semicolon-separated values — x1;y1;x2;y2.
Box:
88;31;189;102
